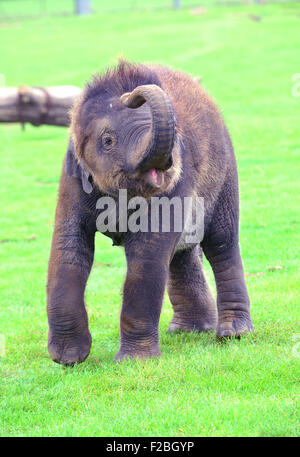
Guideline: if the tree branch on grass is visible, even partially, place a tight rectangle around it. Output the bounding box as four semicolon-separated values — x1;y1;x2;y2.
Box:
0;86;81;127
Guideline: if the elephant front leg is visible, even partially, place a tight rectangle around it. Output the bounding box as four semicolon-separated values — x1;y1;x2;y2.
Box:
168;247;217;333
47;224;95;366
204;244;253;338
115;247;169;361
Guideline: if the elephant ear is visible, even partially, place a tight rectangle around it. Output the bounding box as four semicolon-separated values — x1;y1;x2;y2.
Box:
65;138;93;194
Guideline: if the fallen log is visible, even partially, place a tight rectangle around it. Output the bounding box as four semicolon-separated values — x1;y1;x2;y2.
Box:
0;85;81;127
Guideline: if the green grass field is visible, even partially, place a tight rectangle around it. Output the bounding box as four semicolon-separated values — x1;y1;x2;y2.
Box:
0;3;299;437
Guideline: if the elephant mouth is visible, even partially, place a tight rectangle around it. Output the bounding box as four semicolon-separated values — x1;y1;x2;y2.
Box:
142;168;165;189
140;153;173;189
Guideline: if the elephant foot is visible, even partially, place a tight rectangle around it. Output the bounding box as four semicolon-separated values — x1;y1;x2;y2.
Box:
115;341;161;362
48;329;92;366
217;310;254;339
168;312;217;334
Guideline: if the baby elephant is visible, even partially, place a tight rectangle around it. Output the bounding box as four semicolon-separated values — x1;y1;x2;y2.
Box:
47;60;253;365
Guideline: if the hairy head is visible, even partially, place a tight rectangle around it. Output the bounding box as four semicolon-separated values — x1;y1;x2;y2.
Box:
70;60;181;197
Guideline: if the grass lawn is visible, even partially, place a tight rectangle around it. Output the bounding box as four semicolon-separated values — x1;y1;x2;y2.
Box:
0;3;299;437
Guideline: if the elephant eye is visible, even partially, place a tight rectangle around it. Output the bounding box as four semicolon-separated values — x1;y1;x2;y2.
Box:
101;132;115;151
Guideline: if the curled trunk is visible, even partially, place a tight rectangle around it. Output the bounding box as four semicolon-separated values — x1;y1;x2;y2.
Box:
120;84;176;171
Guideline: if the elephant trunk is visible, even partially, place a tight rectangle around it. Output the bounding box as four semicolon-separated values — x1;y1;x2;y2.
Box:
120;84;176;172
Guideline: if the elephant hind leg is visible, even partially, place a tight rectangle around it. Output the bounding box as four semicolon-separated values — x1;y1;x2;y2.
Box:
167;247;217;333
